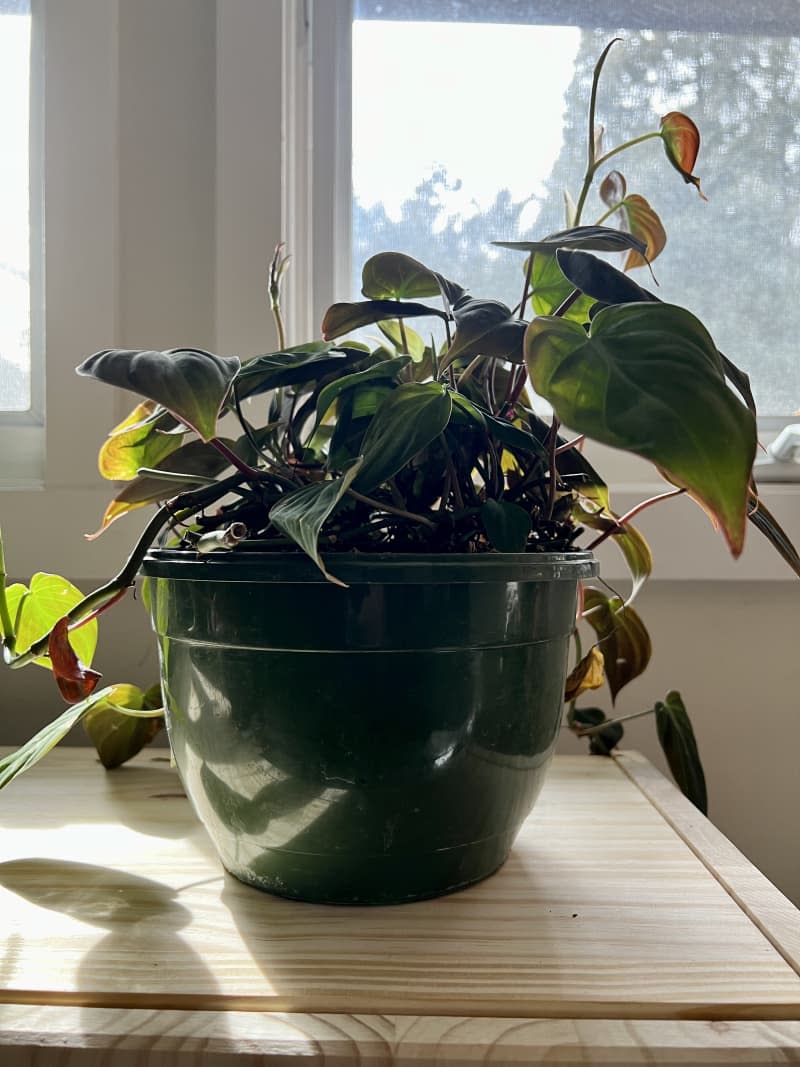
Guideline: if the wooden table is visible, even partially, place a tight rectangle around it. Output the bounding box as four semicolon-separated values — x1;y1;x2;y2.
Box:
0;749;798;1065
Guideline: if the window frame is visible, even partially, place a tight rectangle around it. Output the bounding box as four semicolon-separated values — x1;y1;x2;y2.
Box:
0;0;43;459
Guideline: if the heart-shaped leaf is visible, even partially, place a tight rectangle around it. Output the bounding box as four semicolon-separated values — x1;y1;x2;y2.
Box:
528;253;595;321
235;344;361;399
599;170;627;206
655;690;707;813
48;617;103;703
660;112;707;200
441;298;527;370
88;437;246;538
321;299;447;340
361;252;441;299
98;401;184;481
315;357;411;430
378;319;426;360
82;683;164;768
494;224;647;257
526;303;757;555
269;459;364;585
354;381;453;492
77;348;240;441
564;645;605;702
571;706;624;756
555;249;658;307
481;498;532;552
7;574;98;670
615;194;667;270
581;587;652;702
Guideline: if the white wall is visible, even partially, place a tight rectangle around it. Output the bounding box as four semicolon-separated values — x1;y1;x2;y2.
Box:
1;1;798;910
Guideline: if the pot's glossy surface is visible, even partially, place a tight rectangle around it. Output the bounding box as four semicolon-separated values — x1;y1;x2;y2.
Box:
141;551;596;904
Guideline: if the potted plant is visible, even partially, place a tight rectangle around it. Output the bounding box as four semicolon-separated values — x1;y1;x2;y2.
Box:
1;41;797;903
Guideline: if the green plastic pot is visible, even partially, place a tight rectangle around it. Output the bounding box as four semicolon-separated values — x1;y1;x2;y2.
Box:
141;549;597;904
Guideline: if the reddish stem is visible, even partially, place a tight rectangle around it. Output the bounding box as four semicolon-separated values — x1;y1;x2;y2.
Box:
586;487;686;551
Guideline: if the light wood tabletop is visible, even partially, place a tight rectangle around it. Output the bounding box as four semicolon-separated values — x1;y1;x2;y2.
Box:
0;747;798;1065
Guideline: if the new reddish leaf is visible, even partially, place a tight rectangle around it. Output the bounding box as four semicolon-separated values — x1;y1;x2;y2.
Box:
660;112;707;200
48;618;102;704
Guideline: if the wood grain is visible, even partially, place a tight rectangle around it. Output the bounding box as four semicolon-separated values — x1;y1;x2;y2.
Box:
616;749;800;978
2;1006;800;1065
0;750;799;1025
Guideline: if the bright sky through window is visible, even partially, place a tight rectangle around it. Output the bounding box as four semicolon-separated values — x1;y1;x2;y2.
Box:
352;22;580;226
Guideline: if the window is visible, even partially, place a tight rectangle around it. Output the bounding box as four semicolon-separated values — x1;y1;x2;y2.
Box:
0;0;32;414
346;1;800;428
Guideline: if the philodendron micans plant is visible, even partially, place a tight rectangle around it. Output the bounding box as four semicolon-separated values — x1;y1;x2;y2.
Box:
1;41;798;811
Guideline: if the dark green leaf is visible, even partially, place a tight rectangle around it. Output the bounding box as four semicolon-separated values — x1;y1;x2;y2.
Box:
487;411;548;462
494;224;647;257
77;348;240;442
315;357;410;429
526;303;757;556
719;351;757;417
655;691;708;814
555;249;658;307
234;346;360;399
354;382;453;492
321;299;447;340
441;298;527;370
377;319;426;360
572;706;624;756
581;587;652;702
481;499;531;552
268;460;364;584
747;494;800;578
529;253;595;321
361;252;441;299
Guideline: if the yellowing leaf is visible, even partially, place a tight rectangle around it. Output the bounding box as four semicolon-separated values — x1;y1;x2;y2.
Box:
98;401;183;481
618;195;667;270
564;646;605;702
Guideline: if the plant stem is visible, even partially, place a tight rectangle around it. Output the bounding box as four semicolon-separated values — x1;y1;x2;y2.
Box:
574;38;618;225
546;417;561;519
4;476;244;670
456;354;485;388
556;434;586;455
398;318;410;355
593;131;662;172
586;487;686;551
574;705;655;737
441;435;465;510
347;489;438;530
519;253;534;318
566;627;583;728
0;529;16;653
269;242;288;350
209;437;262;480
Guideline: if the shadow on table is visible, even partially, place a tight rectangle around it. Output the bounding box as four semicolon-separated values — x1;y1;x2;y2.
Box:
0;857;228;1034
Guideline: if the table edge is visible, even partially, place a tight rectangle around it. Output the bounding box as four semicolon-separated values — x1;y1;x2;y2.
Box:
614;750;800;979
